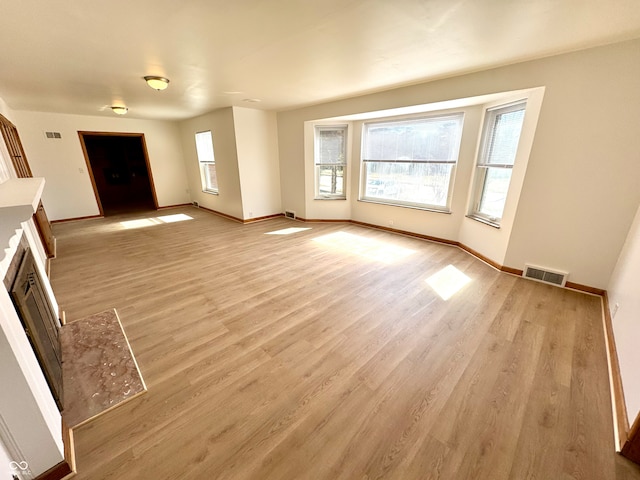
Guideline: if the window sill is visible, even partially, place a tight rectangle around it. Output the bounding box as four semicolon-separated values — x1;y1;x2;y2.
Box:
315;196;346;201
466;214;501;229
358;198;451;214
202;189;219;196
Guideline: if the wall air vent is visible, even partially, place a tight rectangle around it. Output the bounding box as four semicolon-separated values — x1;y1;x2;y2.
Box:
284;210;296;220
44;131;62;139
523;264;568;287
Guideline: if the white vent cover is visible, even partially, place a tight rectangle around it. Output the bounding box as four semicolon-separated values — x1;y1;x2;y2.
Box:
284;210;296;220
523;264;568;287
44;131;62;139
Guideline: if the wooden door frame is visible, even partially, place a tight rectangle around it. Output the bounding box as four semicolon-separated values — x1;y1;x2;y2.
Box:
77;131;159;216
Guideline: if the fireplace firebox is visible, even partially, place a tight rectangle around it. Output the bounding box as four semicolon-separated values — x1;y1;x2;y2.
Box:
8;248;63;410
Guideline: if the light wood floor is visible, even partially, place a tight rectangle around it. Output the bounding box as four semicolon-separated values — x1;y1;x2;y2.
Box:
51;207;640;480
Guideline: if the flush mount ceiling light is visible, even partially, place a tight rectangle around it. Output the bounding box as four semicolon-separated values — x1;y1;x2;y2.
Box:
111;106;128;115
144;76;170;91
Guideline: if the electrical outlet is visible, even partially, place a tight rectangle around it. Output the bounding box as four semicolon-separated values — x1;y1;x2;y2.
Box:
389;219;394;226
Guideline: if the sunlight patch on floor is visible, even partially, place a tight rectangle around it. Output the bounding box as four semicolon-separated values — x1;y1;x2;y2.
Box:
156;213;194;223
265;227;312;235
312;231;415;263
120;214;193;229
426;264;471;300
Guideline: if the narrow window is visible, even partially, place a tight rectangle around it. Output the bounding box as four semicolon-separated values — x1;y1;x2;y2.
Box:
195;131;218;194
315;125;347;199
360;113;464;211
470;102;526;225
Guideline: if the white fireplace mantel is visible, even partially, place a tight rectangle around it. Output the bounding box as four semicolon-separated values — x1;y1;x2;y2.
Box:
0;177;45;276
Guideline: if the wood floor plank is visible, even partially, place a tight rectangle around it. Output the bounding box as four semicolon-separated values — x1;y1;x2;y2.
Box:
49;207;640;480
563;294;617;479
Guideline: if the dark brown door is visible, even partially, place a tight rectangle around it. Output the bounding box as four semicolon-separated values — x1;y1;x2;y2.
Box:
78;132;158;216
0;114;56;258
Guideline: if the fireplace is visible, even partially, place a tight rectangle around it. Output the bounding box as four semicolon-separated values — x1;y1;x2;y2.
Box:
7;246;63;410
0;175;68;477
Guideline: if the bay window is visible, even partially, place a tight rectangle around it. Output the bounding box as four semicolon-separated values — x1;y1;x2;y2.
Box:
315;125;347;199
470;102;526;225
360;113;464;211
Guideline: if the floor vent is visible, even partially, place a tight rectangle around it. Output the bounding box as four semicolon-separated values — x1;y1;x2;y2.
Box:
284;210;296;220
523;264;568;287
44;131;62;139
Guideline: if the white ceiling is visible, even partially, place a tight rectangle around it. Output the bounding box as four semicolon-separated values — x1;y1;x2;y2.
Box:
1;0;639;120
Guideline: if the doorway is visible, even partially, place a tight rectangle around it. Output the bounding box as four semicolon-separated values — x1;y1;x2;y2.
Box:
78;132;158;216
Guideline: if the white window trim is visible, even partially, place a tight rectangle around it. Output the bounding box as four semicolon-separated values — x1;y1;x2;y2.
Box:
468;100;527;227
314;125;348;200
359;112;464;213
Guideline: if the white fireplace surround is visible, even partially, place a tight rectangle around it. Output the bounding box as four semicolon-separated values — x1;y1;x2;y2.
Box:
0;177;64;479
1;178;44;273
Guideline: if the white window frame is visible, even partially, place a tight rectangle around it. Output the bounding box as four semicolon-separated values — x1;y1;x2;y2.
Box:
314;125;348;200
469;101;527;226
359;112;464;212
195;130;218;194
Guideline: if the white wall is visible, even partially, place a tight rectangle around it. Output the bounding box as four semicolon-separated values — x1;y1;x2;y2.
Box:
0;98;14;182
278;39;640;289
502;41;640;289
232;107;282;219
179;108;244;219
11;110;190;220
0;440;11;480
608;203;640;423
278;114;306;219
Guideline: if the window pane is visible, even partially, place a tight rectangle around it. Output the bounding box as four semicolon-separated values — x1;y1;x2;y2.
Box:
202;163;218;192
195;131;217;193
478;167;512;219
316;128;346;165
364;115;463;162
317;165;345;196
471;102;526;224
364;161;453;208
315;126;347;199
195;131;215;163
485;108;525;165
